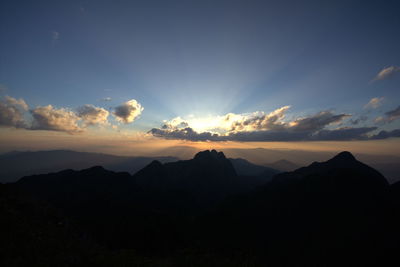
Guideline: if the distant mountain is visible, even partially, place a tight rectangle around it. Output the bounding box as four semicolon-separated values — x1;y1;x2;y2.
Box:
0;149;280;184
0;150;178;182
229;158;280;177
264;159;299;172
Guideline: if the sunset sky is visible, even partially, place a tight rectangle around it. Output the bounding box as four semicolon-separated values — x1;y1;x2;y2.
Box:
1;0;400;156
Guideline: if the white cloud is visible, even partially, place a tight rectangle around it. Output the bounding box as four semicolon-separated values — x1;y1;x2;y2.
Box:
364;97;384;109
373;66;400;81
0;96;29;128
30;105;83;133
76;104;109;126
113;99;144;123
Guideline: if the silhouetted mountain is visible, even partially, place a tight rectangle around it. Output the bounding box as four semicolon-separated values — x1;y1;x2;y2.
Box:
134;150;271;205
196;151;394;266
264;159;299;171
0;150;178;182
6;150;400;266
13;150;272;252
272;151;388;190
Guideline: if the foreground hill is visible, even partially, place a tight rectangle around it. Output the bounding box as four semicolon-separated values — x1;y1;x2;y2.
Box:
4;150;400;266
197;151;394;265
14;150;273;252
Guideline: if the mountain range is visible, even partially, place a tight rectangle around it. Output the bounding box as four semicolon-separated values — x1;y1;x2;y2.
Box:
0;150;278;183
2;150;400;266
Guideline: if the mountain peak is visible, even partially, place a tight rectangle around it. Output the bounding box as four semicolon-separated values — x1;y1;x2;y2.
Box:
194;150;226;161
330;151;356;162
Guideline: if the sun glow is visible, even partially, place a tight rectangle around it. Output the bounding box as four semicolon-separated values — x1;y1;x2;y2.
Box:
187;115;232;134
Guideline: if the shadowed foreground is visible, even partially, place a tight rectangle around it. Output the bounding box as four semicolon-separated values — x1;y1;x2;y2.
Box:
1;150;400;266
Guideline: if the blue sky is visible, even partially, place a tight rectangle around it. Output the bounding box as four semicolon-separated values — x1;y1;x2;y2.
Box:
0;0;400;148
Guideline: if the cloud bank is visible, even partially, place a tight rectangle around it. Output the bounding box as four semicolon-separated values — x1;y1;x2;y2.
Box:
0;96;143;134
149;106;400;142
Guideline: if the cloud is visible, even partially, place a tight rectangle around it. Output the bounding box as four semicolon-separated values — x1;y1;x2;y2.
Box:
289;111;350;132
149;127;222;142
76;104;109;126
308;127;377;141
113;99;143;123
230;106;290;132
0;96;29;128
350;115;368;125
30;105;83;134
101;97;112;101
370;129;400;140
373;66;400;81
52;31;60;41
364;97;384;109
385;106;400;122
149;109;357;142
149;125;379;142
161;116;189;130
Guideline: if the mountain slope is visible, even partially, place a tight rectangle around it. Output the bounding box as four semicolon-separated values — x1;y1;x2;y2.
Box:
264;159;299;172
196;151;391;266
229;158;279;177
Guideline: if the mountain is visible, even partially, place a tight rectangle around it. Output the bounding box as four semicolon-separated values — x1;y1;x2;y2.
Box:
134;150;272;205
7;150;400;266
196;151;393;266
264;159;299;172
272;151;388;188
0;150;178;182
14;150;273;251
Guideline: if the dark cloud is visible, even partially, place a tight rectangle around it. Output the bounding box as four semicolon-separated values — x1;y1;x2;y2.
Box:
370;129;400;140
290;111;350;132
385;106;400;122
149;127;222;142
309;127;377;141
226;130;309;142
149;125;380;142
350;115;368;125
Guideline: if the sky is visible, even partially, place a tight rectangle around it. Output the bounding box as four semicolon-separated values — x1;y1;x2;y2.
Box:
0;0;400;156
